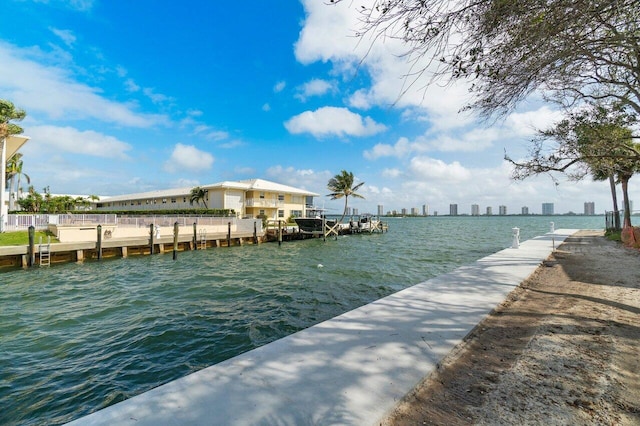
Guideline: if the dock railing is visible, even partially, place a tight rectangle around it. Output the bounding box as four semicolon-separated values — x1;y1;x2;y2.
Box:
4;214;263;234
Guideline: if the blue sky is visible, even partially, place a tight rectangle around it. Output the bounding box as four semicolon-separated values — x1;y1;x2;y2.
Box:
1;0;630;215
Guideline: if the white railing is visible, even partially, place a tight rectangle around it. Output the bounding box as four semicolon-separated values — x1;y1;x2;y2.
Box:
5;214;51;231
245;198;284;208
3;214;262;233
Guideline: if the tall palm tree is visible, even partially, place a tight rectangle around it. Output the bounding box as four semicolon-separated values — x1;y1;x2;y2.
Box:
6;153;30;211
327;170;365;223
189;186;208;209
1;99;26;226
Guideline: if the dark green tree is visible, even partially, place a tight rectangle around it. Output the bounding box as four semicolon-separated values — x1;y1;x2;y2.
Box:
331;0;640;118
506;104;640;227
189;186;208;209
327;170;365;223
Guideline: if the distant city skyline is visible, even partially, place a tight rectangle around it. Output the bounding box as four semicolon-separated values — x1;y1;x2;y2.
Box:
376;200;606;216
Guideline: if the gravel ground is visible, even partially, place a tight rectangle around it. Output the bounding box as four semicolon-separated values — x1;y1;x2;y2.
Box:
382;230;640;426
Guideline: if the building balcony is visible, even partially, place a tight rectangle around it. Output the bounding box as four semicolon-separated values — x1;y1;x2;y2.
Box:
246;198;284;208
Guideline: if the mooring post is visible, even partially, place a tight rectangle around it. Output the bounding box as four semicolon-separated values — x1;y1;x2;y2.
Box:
28;225;35;267
322;217;326;242
149;224;155;254
193;222;197;250
173;221;179;260
227;222;231;247
97;225;103;260
278;220;282;246
253;221;258;244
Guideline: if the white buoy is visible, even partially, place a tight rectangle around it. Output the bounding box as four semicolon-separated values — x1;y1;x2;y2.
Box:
511;227;520;249
317;264;324;268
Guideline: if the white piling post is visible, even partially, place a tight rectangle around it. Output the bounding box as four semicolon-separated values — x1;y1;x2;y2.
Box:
511;227;520;249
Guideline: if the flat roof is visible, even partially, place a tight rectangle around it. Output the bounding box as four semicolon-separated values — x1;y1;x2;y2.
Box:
100;179;319;203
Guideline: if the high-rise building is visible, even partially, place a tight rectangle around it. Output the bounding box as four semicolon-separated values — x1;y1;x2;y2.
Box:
411;207;419;216
486;206;493;216
422;204;429;216
522;206;529;215
352;208;358;216
377;204;384;216
449;204;458;216
401;208;407;215
499;205;507;215
542;203;554;215
345;207;352;216
584;202;595;215
471;204;480;216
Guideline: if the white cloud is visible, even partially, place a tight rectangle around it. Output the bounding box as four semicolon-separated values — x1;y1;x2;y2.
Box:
124;78;140;92
284;106;387;138
381;168;402;178
295;79;334;101
163;143;214;173
364;137;414;159
274;81;286;93
409;156;472;183
191;124;229;141
0;41;167;128
26;125;132;159
142;87;174;104
172;178;201;188
262;103;271;112
218;140;244;149
50;28;76;47
265;166;332;193
296;1;477;132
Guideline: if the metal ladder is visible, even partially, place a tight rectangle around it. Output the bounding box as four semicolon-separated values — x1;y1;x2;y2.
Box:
39;236;51;267
199;229;207;250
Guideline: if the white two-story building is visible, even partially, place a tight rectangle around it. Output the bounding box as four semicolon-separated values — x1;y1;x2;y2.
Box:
96;178;318;220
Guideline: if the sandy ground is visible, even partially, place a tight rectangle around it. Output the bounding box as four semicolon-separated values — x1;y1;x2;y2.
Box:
383;230;640;426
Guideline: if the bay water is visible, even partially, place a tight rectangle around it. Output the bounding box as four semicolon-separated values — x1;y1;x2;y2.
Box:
0;215;604;425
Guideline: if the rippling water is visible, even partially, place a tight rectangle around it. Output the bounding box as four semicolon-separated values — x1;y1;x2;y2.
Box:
0;215;604;425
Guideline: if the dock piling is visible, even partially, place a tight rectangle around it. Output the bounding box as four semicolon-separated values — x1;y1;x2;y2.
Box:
149;224;155;254
97;225;103;260
253;221;258;244
173;222;179;260
28;226;35;267
193;223;197;250
227;222;231;247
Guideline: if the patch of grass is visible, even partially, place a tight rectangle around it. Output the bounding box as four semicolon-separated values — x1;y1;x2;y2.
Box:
0;230;59;246
605;230;622;242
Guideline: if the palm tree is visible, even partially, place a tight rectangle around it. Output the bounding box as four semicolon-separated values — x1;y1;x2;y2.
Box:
189;186;208;209
0;99;26;139
6;153;30;211
327;170;365;223
1;100;26;227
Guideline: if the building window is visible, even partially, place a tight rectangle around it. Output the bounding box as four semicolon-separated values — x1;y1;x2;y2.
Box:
183;197;187;203
162;198;167;204
291;210;302;217
171;198;177;203
278;194;285;201
137;201;141;205
259;192;265;199
278;209;285;218
259;209;265;216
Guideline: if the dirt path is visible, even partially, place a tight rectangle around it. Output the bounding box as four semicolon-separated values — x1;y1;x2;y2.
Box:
383;230;640;425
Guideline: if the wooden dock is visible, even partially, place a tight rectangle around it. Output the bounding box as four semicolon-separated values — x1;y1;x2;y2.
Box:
0;231;264;270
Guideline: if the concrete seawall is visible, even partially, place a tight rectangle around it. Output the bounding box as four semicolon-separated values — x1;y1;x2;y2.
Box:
66;229;577;425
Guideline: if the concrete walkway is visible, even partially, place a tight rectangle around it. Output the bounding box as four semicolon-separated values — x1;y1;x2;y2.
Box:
67;230;577;426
